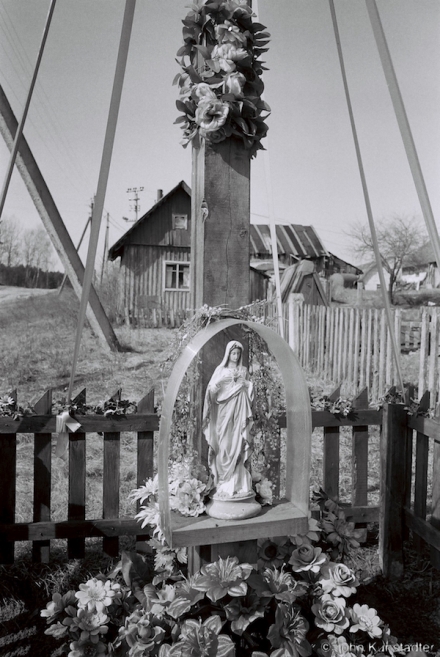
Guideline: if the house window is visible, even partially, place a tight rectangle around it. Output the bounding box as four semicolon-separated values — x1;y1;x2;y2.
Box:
164;262;190;290
172;214;188;230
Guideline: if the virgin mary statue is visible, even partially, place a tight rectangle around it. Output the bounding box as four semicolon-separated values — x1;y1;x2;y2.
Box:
202;340;254;500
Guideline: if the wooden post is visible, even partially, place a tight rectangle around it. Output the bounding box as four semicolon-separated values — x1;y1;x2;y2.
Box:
190;135;253;565
33;389;52;563
323;384;342;501
379;402;409;579
136;390;155;553
68;389;86;559
352;387;369;540
0;84;119;352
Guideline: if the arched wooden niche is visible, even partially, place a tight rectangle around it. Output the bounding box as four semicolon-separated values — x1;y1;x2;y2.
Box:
157;318;311;548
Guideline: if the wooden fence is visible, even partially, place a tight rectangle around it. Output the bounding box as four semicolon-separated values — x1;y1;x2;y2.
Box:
0;389;158;564
125;306;189;328
2;383;440;579
382;390;440;578
0;385;381;564
279;301;440;403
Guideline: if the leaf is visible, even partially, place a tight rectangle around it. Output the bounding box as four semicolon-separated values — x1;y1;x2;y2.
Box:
120;550;153;590
194;45;211;59
176;99;188;113
174;116;188;124
252;22;267;32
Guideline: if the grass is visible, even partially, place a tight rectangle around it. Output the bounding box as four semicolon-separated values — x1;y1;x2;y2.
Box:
0;288;439;654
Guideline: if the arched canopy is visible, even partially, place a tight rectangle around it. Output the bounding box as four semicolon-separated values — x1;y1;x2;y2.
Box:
157;318;312;548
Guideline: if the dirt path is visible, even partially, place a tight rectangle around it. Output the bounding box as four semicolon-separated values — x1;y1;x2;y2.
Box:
0;286;57;303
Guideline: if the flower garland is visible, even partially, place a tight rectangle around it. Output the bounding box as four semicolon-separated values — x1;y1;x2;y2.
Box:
40;492;402;657
174;1;271;157
0;393;138;420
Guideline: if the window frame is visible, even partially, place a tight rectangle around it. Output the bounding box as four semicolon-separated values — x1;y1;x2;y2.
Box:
163;260;191;292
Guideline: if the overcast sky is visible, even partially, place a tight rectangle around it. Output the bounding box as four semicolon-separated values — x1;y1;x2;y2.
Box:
0;0;439;269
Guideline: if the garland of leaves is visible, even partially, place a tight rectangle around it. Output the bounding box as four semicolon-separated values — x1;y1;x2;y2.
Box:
0;394;138;420
174;1;271;157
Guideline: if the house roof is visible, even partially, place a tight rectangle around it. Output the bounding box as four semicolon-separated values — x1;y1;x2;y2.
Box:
250;224;329;259
109;180;343;265
108;180;191;260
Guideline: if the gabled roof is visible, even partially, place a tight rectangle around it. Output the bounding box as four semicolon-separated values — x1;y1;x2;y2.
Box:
108;180;191;260
250;224;328;259
404;241;437;268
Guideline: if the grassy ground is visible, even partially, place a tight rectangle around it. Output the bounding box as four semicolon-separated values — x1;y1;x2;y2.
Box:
0;288;439;655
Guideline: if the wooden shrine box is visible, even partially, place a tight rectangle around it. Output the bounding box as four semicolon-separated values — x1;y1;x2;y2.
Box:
157;318;311;548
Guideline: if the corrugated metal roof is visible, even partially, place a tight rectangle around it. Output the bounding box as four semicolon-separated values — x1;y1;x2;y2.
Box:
250;224;327;258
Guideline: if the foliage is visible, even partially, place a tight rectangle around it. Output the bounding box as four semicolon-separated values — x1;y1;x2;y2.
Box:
40;494;400;657
174;0;271;157
346;214;427;302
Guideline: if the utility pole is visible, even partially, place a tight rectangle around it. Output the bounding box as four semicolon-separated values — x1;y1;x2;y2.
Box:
100;212;110;284
125;186;144;222
58;197;93;294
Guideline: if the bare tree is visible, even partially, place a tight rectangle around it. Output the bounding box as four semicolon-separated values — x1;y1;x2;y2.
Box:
21;226;55;287
346;214;427;302
0;215;22;267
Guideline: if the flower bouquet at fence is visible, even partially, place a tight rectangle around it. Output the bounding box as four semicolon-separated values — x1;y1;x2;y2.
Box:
41;490;401;657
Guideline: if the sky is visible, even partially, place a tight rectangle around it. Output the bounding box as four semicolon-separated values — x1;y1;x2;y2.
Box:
0;0;439;270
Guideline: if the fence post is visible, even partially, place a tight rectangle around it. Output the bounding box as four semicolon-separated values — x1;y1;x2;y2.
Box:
323;384;342;501
136;389;155;553
379;401;409;579
33;389;53;563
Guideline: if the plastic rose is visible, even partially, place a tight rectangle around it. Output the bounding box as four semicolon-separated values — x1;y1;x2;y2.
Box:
312;593;349;635
223;71;246;98
195;98;230;136
68;638;107;657
170;477;206;517
192;556;253;602
289;545;328;573
319;563;359;598
75;579;118;613
210;43;248;74
322;510;362;554
63;608;109;642
121;608;166;654
168;616;235;657
350;603;383;639
191;82;217;104
215;20;248;46
257;536;290;569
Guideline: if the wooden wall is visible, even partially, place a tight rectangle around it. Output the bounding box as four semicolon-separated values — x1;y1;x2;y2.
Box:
120;245;191;315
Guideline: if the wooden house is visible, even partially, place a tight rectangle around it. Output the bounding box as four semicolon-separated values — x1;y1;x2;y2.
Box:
108;181;192;319
108;182;358;319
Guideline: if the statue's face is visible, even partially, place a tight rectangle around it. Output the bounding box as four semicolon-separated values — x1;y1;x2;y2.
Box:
229;347;241;363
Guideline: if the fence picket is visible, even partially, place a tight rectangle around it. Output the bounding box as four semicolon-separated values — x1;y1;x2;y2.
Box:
103;432;121;557
352;388;369;510
33;389;52;563
418;308;429;398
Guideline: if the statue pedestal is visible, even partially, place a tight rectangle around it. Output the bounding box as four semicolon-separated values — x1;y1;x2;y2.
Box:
206;492;261;521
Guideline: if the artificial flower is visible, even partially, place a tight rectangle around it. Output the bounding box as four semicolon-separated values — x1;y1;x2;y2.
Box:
267;602;311;657
192;556;252;602
195;98;230;136
260;566;309;603
257;536;290;569
322;511;363;554
41;590;77;620
290;513;321;546
319;563;359;598
75;579;118;613
191;82;217;103
315;634;359;657
167;576;205;619
169;616;235;657
223;71;246;97
224;589;268;634
44;621;69;639
210;43;248;74
255;476;273;506
311;593;349;635
289;545;328;573
350;604;383;639
63;608;109;642
122;608;166;653
215;20;248;46
68;638;107;657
